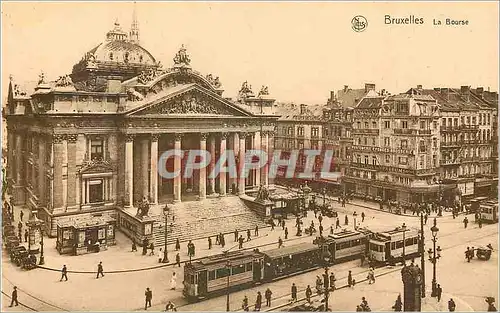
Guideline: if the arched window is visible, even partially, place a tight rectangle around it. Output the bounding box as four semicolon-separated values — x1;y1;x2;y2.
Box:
124;52;129;63
109;52;114;60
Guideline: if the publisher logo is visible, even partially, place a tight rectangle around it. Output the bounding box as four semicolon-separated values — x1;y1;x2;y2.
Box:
352;15;367;32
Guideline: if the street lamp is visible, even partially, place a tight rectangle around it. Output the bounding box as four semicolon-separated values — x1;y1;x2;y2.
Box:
401;223;407;266
322;249;332;312
162;204;169;263
429;218;440;297
26;211;44;265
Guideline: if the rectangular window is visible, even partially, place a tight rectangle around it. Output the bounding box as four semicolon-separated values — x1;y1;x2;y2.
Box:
433;121;437;129
479;114;482;125
472;117;476;125
400;140;408;149
246;262;253;272
89;179;104;203
364;156;368;164
385;155;390;163
372;138;376;146
399;157;408;165
372;157;376;165
401;121;408;129
487;113;491;125
364;122;369;129
297;127;304;137
311;127;319;138
419;156;425;168
216;268;230;278
433;155;437;167
91;138;104;160
384;137;390;147
232;264;246;275
420;121;426;129
384;121;391;129
395;241;404;249
419;140;426;152
372;121;377;128
209;270;216;281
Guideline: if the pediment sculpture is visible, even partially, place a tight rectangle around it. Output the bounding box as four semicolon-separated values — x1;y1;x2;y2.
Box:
136;197;150;218
127;88;145;101
141;95;232;115
138;69;164;85
206;74;222;89
79;159;114;174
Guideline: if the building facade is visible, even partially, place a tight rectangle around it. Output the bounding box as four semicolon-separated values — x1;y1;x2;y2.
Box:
5;20;277;237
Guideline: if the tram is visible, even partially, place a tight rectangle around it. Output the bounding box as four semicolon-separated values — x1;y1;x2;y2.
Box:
368;226;420;263
480;200;498;224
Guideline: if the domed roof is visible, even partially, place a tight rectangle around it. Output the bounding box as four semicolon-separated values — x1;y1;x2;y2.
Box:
85;20;157;66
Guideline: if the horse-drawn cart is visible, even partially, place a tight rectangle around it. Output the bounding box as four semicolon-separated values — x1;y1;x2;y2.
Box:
476;246;493;261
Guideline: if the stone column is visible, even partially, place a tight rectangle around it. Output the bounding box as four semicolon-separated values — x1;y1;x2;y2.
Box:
219;132;228;196
208;134;216;194
238;132;247;195
261;131;269;186
52;135;65;211
268;131;275;186
38;137;46;206
173;133;182;202
230;132;240;193
66;134;78;209
141;137;149;201
199;133;208;199
7;130;15;181
150;134;159;204
15;132;23;185
253;132;261;186
125;134;134;207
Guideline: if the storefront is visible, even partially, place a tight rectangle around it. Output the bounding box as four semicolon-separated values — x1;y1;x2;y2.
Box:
56;216;116;255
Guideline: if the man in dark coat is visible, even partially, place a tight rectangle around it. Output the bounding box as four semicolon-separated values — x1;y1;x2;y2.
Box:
96;261;104;278
144;287;152;310
9;286;18;307
448;298;456;312
291;283;297;302
208;237;212;250
463;217;469;228
24;229;29;243
305;285;312;303
265;288;272;307
255;291;262;311
436;284;443;302
60;265;68;281
176;253;181;267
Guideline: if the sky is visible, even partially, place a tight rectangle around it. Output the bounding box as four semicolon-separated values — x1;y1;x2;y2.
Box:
2;1;499;104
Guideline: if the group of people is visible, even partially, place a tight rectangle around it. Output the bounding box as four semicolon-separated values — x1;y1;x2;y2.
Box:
241;288;273;311
356;296;371;311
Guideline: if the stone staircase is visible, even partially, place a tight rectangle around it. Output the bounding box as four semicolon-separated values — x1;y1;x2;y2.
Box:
152;196;267;246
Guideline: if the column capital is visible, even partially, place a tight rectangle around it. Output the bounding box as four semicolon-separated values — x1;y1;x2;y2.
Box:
221;132;229;139
200;132;209;140
151;134;160;142
239;132;248;138
67;134;78;143
125;134;136;142
52;134;65;144
174;133;184;141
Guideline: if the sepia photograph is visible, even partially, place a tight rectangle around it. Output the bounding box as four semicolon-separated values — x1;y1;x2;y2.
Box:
1;1;498;312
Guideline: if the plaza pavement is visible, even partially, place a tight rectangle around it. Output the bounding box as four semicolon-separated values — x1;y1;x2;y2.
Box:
2;195;496;311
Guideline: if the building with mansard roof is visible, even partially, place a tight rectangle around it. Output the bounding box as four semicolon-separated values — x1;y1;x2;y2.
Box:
5;16;278;243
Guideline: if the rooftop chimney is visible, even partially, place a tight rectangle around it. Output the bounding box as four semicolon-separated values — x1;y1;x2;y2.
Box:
330;91;335;101
344;85;349;92
460;86;470;95
476;87;484;98
300;103;306;115
417;85;423;90
365;83;375;93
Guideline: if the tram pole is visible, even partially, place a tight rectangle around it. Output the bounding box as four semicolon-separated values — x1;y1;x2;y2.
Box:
420;212;426;298
226;259;230;311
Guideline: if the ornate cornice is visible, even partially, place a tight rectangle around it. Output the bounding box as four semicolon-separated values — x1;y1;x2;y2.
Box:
125;134;136;142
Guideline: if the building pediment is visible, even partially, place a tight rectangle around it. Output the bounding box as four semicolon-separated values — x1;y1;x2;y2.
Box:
126;85;253;117
79;160;114;175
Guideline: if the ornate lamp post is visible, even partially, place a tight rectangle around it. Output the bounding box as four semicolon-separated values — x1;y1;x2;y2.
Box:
322;249;332;312
226;259;231;311
419;212;426;298
429;218;440;297
162;204;170;263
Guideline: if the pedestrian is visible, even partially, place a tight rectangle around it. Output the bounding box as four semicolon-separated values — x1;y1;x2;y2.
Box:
436;284;442;302
478;218;483;229
336;218;341;229
24;229;28;243
18;228;22;242
170;272;177;290
142;239;148;255
448;298;456;312
255;225;259;236
463;216;469;229
295;217;300;228
284;227;288;240
247;229;251;241
291;283;297;302
361;211;365;222
278;237;283;248
96;261;104;278
175;238;180;251
465;247;471;262
149;242;155;256
239;235;244;249
282;219;286;230
367;267;375;284
144;287;152;310
242;295;249;311
187;240;193;256
305;285;312;303
234;229;239;242
20;210;24;221
220;233;225;248
318;214;323;225
165;301;177;312
60;265;68;281
176;253;181;267
392;294;402;312
330;225;334;234
329;272;336;291
208;237;212;250
9;286;18;307
265;288;272;307
132;240;137;252
424;213;428;225
271;219;275;231
471;247;475;259
348;270;353;287
345;215;348;225
255;291;262;311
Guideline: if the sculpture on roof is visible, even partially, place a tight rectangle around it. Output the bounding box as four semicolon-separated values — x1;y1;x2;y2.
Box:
13;84;27;97
138;68;163;85
55;74;74;87
255;185;270;203
38;71;46;85
238;81;254;100
127;88;144;101
84;52;97;67
258;85;269;97
206;74;223;89
136;196;150;218
173;44;191;66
